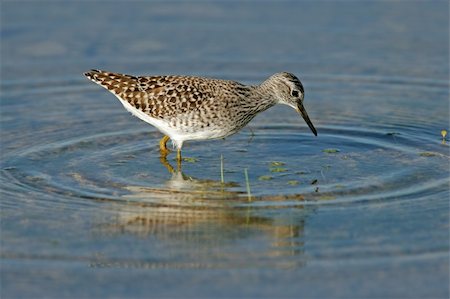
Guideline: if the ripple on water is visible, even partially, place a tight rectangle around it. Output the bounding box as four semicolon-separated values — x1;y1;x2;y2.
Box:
1;123;448;212
1;72;449;212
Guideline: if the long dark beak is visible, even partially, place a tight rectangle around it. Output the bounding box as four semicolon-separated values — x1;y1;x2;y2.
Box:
297;103;317;136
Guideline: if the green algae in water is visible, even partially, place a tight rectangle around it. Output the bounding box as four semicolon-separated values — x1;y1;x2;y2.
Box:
268;162;287;173
258;175;273;181
270;167;288;173
269;161;286;167
419;152;437;157
183;157;199;163
323;148;340;153
287;180;299;186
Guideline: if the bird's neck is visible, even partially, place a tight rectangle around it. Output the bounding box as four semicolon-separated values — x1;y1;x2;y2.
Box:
249;83;278;113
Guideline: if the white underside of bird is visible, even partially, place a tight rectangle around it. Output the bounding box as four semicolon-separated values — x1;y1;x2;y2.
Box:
113;94;227;150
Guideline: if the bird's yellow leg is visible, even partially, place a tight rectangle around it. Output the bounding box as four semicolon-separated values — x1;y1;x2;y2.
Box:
159;135;170;157
159;155;175;174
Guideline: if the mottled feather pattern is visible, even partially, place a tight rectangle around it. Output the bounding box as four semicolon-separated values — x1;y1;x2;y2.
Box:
84;70;253;130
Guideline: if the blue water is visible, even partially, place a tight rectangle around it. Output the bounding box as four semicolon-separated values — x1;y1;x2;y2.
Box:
1;1;449;298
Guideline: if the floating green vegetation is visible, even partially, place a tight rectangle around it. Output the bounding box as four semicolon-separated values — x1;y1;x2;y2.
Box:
287;180;299;186
258;175;273;181
270;167;288;173
419;152;437;157
269;161;286;167
268;161;288;173
322;148;340;153
182;157;199;163
441;130;448;144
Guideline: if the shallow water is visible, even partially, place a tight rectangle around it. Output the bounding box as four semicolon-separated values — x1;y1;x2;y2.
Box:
1;1;449;298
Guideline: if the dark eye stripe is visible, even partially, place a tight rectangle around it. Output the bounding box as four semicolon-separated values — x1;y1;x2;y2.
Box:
287;77;304;95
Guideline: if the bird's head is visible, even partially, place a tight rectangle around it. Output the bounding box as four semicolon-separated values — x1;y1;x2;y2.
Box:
266;72;317;136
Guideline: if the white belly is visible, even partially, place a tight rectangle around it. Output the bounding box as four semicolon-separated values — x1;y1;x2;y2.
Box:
114;95;228;149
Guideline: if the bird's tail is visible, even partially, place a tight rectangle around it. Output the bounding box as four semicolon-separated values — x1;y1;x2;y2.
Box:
84;69;140;97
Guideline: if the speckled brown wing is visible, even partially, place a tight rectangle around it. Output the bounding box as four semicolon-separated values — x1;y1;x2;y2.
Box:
85;70;140;95
84;70;218;120
84;69;150;110
134;75;219;119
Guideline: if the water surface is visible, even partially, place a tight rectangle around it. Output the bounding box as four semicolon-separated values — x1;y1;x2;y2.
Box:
1;1;449;298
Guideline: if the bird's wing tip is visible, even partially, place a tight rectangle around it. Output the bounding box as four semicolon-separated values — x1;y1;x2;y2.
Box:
84;69;102;76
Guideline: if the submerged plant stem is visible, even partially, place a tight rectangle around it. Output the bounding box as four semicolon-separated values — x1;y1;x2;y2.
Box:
244;168;252;201
220;154;224;183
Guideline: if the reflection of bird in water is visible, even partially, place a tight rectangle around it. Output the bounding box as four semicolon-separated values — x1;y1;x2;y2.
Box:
93;167;311;268
84;70;317;164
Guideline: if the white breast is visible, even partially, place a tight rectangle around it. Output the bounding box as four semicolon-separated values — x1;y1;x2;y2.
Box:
113;94;227;149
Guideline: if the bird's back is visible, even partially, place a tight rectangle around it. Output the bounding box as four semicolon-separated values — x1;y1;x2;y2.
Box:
85;70;242;119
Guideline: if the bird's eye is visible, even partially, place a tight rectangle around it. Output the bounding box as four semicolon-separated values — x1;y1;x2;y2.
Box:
291;90;299;97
